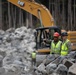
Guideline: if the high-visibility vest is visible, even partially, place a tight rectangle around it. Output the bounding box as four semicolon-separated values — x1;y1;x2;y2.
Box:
61;39;70;56
32;52;36;59
50;41;62;54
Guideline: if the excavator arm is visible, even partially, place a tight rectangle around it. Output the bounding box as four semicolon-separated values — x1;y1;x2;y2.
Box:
7;0;55;27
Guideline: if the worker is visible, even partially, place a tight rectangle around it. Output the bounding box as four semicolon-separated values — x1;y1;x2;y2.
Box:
31;51;36;66
50;32;62;54
61;32;71;56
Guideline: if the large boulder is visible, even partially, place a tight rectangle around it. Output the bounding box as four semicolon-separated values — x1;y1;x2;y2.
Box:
36;55;47;66
46;63;57;74
45;54;59;65
55;64;68;75
37;63;46;72
68;63;76;75
63;59;73;69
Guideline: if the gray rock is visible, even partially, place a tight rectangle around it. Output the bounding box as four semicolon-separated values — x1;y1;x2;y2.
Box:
35;70;43;75
0;50;6;57
68;63;76;75
0;55;3;60
11;39;20;48
67;51;76;59
0;30;5;35
46;63;57;74
34;63;47;75
36;55;47;66
37;63;46;72
55;64;68;75
70;59;76;63
50;73;59;75
0;55;3;67
1;68;21;75
6;28;15;33
1;27;36;74
0;68;5;74
45;54;55;65
63;59;73;69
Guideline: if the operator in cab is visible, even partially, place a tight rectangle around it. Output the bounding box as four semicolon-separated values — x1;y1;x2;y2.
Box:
61;32;71;56
50;32;62;54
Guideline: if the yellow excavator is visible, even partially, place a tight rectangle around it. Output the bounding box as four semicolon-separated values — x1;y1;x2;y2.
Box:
7;0;76;54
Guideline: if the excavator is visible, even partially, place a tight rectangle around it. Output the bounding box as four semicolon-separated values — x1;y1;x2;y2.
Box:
7;0;76;54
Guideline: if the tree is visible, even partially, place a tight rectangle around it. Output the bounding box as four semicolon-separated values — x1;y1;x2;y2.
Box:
0;0;3;29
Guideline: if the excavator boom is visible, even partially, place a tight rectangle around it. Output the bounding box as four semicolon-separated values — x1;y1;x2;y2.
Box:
8;0;54;27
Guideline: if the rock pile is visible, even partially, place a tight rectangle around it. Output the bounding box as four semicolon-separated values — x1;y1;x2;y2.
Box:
35;52;76;75
0;26;36;75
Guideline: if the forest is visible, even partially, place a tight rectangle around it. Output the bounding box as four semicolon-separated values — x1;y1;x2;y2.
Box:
0;0;76;30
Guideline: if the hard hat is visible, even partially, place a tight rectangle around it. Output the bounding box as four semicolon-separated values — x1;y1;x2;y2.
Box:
53;32;60;37
61;32;68;36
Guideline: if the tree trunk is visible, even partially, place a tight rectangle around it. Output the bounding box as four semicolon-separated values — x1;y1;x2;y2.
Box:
21;11;24;26
8;2;12;28
29;14;33;28
26;12;29;28
62;0;65;29
19;9;22;27
12;5;16;28
74;0;76;30
55;0;58;25
68;0;72;30
0;0;3;29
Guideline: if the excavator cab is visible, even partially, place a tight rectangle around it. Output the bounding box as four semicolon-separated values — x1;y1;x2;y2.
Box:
35;26;61;54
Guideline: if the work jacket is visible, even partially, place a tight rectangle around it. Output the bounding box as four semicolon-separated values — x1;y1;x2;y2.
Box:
50;40;62;54
32;52;36;59
61;39;70;56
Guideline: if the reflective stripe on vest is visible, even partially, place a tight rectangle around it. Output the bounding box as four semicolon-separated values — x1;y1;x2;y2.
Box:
32;52;36;58
51;41;62;54
61;39;69;56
